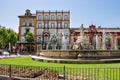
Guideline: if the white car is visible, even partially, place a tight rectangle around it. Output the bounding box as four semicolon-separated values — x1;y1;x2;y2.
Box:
3;51;10;56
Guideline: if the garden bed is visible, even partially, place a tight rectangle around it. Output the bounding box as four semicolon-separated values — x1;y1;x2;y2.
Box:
0;66;59;79
0;65;87;80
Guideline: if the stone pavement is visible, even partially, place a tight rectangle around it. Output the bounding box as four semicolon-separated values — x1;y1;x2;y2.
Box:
0;53;33;59
0;48;35;59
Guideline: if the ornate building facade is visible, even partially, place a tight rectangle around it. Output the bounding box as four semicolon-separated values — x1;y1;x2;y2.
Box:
18;9;120;52
70;24;120;50
36;10;70;50
18;10;36;52
18;9;70;51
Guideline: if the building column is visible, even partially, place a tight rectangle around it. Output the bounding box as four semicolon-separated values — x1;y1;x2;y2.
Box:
110;35;114;50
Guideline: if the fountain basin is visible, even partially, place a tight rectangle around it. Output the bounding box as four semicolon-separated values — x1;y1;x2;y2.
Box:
37;50;79;59
37;50;120;60
32;55;120;64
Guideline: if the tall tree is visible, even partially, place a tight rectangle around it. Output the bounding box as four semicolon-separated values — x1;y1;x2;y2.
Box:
0;27;17;50
0;27;8;48
25;31;34;52
25;31;34;43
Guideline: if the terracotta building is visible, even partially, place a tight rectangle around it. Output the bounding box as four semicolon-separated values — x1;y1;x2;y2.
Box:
70;24;120;50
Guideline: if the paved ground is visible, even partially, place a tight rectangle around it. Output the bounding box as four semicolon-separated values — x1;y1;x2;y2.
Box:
0;48;35;59
0;54;30;59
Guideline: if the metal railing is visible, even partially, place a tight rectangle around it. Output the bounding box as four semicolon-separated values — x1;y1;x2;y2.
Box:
0;64;120;80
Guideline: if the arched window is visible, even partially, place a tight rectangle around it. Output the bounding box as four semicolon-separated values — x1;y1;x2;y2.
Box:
64;23;68;28
29;21;32;26
22;37;25;42
37;37;42;43
38;15;42;20
65;31;69;36
51;15;54;20
45;15;48;20
58;15;61;20
51;23;55;28
58;23;61;28
64;15;68;20
37;30;42;35
23;21;27;26
38;31;40;35
45;23;48;28
38;23;42;28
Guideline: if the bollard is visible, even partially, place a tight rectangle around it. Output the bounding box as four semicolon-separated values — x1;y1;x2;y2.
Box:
63;65;65;80
9;65;12;79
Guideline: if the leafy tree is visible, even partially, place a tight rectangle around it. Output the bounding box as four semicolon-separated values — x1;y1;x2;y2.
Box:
25;31;34;43
48;43;52;50
0;27;17;49
7;29;18;47
117;45;120;50
105;37;111;48
50;34;57;43
56;43;61;49
0;27;9;48
25;31;34;52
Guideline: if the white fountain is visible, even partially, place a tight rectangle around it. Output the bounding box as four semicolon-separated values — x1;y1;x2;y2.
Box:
102;29;106;50
96;35;98;49
72;24;91;50
62;32;66;50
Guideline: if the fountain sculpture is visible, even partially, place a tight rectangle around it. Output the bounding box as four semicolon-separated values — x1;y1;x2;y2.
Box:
72;24;92;50
34;24;120;63
62;32;67;50
102;29;106;50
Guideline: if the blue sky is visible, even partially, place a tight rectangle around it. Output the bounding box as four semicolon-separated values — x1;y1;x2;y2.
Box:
0;0;120;33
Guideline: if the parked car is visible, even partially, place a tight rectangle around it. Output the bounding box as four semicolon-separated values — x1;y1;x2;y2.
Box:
2;51;10;56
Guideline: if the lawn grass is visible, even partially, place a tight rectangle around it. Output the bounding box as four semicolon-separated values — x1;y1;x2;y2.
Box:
0;56;120;68
0;56;120;79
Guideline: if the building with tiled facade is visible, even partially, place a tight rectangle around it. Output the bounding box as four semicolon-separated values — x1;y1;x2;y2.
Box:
18;9;120;52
